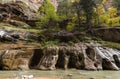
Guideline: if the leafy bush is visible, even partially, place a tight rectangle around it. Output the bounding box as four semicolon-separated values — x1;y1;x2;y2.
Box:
100;41;120;50
36;0;59;28
41;40;59;47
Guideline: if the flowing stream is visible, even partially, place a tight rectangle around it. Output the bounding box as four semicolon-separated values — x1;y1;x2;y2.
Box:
0;70;120;79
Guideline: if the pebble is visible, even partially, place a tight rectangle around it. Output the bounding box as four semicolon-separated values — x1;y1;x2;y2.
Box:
67;74;72;77
89;77;94;79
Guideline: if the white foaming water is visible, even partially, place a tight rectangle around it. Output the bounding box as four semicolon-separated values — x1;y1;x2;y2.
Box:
94;47;107;59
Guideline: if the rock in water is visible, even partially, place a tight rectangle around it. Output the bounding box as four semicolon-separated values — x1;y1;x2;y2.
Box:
89;78;94;79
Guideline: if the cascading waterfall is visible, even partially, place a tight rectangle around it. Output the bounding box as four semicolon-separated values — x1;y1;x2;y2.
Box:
94;47;107;59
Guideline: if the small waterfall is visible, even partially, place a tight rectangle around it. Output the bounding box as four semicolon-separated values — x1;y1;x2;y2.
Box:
99;47;112;59
93;46;120;70
94;47;107;59
109;49;118;55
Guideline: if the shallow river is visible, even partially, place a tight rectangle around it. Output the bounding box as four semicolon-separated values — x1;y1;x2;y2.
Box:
0;70;120;79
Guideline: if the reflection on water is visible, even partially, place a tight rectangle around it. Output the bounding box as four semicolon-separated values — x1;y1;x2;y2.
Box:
0;70;120;79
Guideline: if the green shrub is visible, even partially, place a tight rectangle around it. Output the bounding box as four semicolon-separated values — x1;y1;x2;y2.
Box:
36;0;59;28
41;40;59;47
99;41;120;50
68;41;75;46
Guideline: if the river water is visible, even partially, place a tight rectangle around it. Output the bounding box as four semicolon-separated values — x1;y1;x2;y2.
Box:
0;70;120;79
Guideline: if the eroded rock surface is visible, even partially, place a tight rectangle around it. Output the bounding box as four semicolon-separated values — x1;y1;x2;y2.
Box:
29;43;120;70
0;29;37;42
0;1;39;26
0;50;32;70
91;27;120;43
0;42;119;71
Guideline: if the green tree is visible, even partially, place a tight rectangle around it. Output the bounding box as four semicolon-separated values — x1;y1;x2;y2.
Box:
72;1;83;26
37;0;58;28
114;0;120;10
80;0;96;29
57;0;73;20
57;0;73;29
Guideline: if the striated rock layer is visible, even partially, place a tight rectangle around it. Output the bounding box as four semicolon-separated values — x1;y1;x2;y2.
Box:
0;1;40;26
91;27;120;43
29;43;120;70
0;42;119;71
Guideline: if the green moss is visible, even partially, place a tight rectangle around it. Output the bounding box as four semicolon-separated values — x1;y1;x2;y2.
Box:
0;22;40;34
26;39;37;43
99;41;120;50
91;37;120;49
92;37;120;49
68;41;75;46
41;40;59;47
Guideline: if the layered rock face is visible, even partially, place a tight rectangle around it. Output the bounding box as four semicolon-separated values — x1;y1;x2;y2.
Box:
92;27;120;43
0;43;120;70
0;28;38;42
1;0;58;11
29;43;120;70
0;0;59;26
2;0;43;12
0;1;40;26
0;49;33;70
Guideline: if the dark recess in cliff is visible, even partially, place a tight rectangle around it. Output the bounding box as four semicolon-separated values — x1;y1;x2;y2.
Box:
29;49;44;69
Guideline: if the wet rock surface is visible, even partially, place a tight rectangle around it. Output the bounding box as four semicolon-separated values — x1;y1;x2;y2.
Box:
0;29;37;42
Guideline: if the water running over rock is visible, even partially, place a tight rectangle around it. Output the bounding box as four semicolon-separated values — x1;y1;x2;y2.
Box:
29;43;120;71
0;42;119;71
